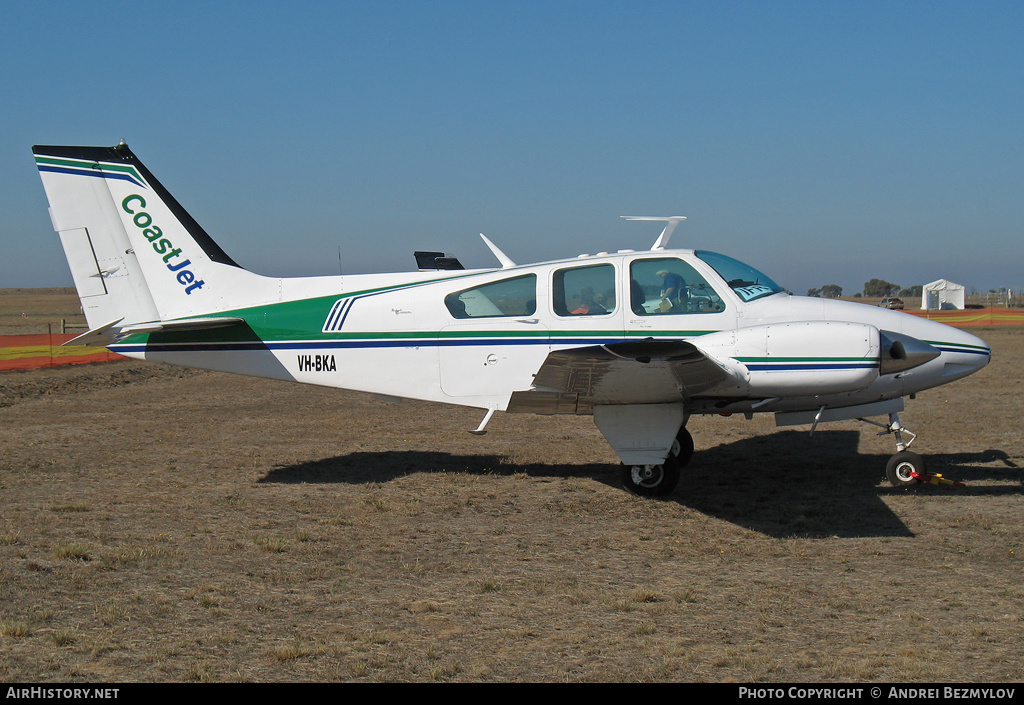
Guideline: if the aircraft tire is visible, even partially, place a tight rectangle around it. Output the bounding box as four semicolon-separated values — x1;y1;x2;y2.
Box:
672;427;695;468
621;456;681;498
886;451;924;488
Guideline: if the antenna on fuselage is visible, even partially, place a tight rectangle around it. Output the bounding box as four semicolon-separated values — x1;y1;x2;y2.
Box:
480;233;516;268
620;216;687;251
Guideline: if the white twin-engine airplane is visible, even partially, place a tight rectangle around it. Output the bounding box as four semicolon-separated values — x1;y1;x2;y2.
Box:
32;142;991;497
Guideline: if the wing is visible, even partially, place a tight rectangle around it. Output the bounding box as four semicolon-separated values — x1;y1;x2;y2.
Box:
506;339;732;414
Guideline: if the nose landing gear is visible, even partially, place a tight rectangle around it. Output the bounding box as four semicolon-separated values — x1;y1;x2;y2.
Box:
883;412;923;488
860;412;923;487
862;412;966;488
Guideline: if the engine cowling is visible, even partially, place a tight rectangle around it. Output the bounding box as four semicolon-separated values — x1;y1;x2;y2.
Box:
698;321;881;397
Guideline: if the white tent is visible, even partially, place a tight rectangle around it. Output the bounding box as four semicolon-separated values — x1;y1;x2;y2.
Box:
922;279;966;310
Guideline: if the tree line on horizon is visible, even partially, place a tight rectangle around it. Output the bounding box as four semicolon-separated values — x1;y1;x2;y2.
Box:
806;280;924;299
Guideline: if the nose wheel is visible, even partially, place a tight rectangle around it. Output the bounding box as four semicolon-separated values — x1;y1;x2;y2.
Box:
886;450;926;488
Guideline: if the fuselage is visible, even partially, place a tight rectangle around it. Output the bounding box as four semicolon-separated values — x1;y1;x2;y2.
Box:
109;247;991;417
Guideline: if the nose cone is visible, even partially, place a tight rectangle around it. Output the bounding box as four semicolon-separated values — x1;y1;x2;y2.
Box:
933;326;992;380
907;319;991;383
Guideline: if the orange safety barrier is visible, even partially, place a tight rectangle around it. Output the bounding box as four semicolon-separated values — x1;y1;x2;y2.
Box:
0;334;125;371
904;307;1024;327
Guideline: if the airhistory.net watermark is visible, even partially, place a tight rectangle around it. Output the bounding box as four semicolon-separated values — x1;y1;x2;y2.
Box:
6;688;119;700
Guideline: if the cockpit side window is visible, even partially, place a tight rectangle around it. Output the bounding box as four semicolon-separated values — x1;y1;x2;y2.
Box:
552;264;616;317
628;258;726;315
445;274;537;319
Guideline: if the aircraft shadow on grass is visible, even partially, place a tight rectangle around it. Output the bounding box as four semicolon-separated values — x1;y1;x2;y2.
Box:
262;429;1020;539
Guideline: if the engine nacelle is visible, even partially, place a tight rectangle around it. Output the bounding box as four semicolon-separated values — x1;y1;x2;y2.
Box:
698;321;881;397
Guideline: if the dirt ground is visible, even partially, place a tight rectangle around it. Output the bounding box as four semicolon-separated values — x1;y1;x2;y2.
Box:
0;291;1021;682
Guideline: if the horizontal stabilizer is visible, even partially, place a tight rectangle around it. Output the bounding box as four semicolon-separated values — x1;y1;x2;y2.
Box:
64;317;245;347
63;318;125;347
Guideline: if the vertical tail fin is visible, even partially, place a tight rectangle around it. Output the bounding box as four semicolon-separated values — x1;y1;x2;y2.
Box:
33;142;278;330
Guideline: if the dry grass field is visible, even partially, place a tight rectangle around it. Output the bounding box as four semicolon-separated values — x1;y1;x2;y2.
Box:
1;290;1021;682
0;288;85;336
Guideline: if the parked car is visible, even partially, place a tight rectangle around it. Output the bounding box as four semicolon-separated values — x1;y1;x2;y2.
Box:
879;297;905;310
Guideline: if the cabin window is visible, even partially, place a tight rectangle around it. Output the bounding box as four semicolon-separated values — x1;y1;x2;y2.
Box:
628;258;725;315
445;274;537;319
552;264;616;317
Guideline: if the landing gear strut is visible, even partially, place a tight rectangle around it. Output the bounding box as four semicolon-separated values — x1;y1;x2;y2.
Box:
862;411;966;487
884;412;924;487
863;412;924;487
620;427;693;498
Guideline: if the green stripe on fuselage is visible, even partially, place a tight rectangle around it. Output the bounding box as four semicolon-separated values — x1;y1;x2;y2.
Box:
117;273;723;347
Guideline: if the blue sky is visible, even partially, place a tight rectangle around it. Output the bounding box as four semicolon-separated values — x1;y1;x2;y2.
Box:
3;1;1022;297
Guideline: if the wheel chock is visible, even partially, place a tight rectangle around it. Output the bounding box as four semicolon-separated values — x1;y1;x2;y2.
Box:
910;471;966;487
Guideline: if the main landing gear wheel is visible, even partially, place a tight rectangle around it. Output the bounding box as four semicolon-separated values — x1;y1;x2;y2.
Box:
672;427;695;468
886;451;925;488
620;455;681;498
620;427;692;498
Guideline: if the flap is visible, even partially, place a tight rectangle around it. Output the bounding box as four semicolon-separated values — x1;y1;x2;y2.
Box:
528;339;732;406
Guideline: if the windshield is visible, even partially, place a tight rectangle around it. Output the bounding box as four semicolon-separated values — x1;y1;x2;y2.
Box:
695;251;784;303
